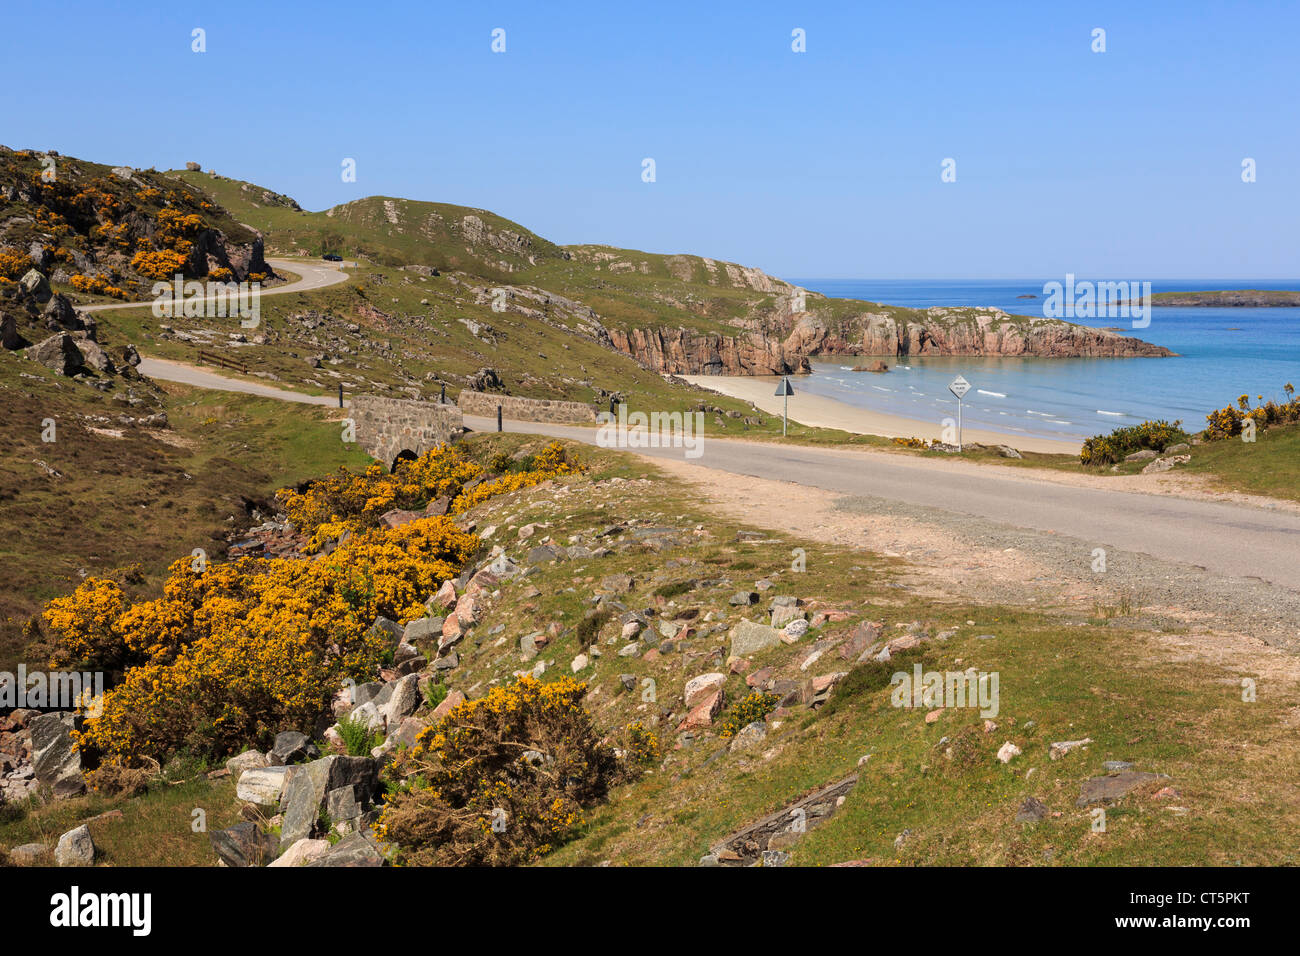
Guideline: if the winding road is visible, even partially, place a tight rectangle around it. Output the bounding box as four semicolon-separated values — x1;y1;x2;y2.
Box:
109;260;1300;596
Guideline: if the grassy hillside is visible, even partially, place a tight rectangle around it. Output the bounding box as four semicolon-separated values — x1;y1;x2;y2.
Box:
0;353;369;671
5;434;1294;867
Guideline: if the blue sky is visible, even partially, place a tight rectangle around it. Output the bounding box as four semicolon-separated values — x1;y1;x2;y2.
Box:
5;0;1298;278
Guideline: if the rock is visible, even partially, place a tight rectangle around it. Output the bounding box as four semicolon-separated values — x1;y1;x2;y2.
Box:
434;651;459;671
269;730;317;766
729;721;768;752
770;605;803;628
1103;760;1134;772
840;621;883;660
72;336;114;374
122;343;141;367
380;674;421;727
349;701;384;733
227;750;271;775
30;711;84;796
487;553;521;580
431;579;457;610
268;838;331;868
28;332;84;376
996;445;1023;459
571;653;589;673
684;672;726;708
1164;442;1191;454
760;850;790;867
617;642;641;657
210;822;277;867
280;756;378;849
729;591;759;606
730;619;784;658
1048;737;1093;760
9;843;51;865
54;824;95;867
403;616;443;644
236;767;291;807
996;741;1022;764
20;268;51;303
1015;797;1049;822
678;686;724;730
1141;454;1190;474
431;689;466;721
781;619;810;642
1076;771;1167;807
326;785;364;827
309;833;386;867
621;620;642;640
1124;449;1158;461
885;634;922;654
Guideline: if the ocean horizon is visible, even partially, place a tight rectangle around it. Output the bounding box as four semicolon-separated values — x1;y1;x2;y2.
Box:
785;278;1300;444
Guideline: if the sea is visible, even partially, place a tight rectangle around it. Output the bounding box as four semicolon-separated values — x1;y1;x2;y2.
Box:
785;278;1300;444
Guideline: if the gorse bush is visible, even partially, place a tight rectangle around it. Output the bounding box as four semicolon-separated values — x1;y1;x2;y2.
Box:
717;692;779;738
376;676;621;866
1079;419;1189;466
47;516;478;766
41;442;584;769
1203;385;1299;440
278;441;580;553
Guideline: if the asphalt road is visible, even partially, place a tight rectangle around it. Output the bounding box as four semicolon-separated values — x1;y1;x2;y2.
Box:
463;415;1300;594
113;257;1300;597
80;258;349;313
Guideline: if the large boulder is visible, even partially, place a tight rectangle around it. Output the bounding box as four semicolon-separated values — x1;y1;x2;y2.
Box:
308;833;385;867
30;712;84;797
236;767;291;806
279;756;378;849
19;269;51;303
28;332;84;376
730;619;784;658
41;294;83;332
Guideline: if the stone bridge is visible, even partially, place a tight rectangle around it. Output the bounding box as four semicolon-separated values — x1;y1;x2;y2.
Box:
350;395;465;469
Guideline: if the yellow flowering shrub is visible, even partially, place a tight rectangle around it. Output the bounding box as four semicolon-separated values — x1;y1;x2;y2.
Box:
279;441;579;553
44;578;129;670
0;246;32;280
377;676;619;866
48;517;478;765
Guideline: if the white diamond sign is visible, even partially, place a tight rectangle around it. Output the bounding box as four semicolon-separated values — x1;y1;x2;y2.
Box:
948;375;971;400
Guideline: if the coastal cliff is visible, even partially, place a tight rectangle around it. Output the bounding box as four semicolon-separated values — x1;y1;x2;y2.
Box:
607;306;1173;375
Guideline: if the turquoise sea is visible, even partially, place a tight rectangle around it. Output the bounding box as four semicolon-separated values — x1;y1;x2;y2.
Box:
787;279;1300;444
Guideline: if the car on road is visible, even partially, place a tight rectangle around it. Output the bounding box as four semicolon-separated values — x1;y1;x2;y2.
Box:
322;253;343;262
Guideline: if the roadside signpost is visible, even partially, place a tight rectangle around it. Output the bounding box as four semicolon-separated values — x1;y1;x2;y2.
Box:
775;377;795;436
948;375;970;451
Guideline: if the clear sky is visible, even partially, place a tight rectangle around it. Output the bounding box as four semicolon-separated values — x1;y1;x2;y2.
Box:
4;0;1297;279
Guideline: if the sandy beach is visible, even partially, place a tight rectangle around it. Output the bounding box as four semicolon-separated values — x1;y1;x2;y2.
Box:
683;374;1083;455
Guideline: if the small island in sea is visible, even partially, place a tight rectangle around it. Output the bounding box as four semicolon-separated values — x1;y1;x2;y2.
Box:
1149;289;1300;307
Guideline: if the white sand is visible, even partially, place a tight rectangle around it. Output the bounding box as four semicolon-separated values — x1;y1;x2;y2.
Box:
683;374;1083;455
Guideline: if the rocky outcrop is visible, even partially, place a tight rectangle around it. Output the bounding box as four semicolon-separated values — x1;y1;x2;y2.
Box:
606;327;810;376
609;305;1171;375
